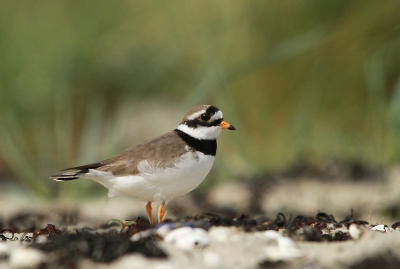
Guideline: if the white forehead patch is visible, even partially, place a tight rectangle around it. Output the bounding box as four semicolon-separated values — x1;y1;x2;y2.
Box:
210;110;223;122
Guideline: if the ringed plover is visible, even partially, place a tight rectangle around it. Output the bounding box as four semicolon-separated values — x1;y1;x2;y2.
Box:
51;105;235;225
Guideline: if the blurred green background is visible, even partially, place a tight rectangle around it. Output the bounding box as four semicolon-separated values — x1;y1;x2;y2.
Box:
1;0;400;199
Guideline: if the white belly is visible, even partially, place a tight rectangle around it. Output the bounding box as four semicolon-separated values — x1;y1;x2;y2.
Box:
89;151;215;202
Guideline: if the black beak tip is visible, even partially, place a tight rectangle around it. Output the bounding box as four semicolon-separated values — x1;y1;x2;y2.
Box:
228;125;236;130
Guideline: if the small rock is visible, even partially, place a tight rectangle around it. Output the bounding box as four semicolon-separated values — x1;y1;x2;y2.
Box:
164;227;209;251
349;224;363;239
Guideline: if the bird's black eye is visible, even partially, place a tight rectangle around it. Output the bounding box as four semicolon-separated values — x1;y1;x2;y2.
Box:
200;113;211;121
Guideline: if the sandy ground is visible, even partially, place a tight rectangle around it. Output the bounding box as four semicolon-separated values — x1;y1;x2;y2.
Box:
1;223;398;269
83;229;400;269
1;167;400;268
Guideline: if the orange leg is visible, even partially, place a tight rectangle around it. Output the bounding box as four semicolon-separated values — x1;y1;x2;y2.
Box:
158;202;165;224
146;202;154;225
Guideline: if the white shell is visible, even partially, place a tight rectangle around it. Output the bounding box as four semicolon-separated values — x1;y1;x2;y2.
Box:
371;224;390;232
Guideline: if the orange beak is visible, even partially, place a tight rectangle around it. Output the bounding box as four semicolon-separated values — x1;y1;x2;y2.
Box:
219;121;236;130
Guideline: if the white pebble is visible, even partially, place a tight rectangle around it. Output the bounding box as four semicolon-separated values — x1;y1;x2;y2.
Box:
34;235;48;244
164;227;209;251
9;247;47;269
349;224;363;239
264;230;282;240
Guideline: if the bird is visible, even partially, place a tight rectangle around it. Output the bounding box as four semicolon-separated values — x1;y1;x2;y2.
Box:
50;105;236;225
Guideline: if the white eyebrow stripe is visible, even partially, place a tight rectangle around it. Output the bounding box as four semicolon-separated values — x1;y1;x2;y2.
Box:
187;110;206;121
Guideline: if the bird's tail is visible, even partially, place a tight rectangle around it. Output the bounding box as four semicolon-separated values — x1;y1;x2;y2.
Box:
50;162;103;181
50;172;80;181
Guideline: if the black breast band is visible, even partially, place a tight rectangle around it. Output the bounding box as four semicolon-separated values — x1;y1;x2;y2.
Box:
174;129;217;156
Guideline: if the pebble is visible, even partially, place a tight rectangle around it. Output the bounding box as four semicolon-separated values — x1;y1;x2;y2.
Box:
349;224;363;239
164;227;210;251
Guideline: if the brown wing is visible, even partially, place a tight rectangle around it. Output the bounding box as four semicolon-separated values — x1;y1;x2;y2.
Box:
51;131;188;180
97;131;189;175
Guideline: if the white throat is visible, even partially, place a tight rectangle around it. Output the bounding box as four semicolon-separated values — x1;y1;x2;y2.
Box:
177;124;222;140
